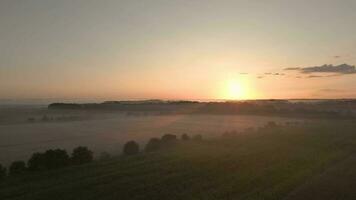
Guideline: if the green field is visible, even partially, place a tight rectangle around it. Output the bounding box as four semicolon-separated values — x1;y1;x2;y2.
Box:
1;121;356;200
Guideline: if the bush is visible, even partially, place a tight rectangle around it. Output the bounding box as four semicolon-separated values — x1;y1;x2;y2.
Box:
71;146;93;165
123;141;140;155
145;138;161;152
9;161;26;175
0;164;6;180
28;149;70;171
181;134;190;141
192;134;203;141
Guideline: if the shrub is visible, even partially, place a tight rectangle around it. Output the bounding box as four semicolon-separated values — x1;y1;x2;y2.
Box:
145;138;161;152
71;146;93;165
192;134;203;141
0;164;6;180
9;161;26;175
123;141;140;155
181;134;190;141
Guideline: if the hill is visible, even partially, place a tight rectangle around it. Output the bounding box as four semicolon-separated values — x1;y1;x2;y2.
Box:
1;121;356;200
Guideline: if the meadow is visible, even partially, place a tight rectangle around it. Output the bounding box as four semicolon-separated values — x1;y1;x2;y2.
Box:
1;120;356;200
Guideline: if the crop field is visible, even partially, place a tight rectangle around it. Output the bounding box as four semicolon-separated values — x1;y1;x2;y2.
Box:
1;121;356;200
0;106;302;165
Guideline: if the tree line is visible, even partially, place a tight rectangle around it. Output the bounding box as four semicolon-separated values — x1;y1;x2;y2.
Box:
0;146;93;179
0;133;203;180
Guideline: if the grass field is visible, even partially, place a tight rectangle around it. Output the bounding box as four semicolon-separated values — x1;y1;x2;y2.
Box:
1;121;356;200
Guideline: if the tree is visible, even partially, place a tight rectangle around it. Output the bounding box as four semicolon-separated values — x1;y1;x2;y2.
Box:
71;146;93;165
99;152;111;161
0;164;6;180
28;152;46;171
192;134;203;141
145;138;161;152
266;121;277;128
123;141;139;155
28;149;70;171
43;149;70;169
161;134;177;143
9;161;26;175
181;134;190;141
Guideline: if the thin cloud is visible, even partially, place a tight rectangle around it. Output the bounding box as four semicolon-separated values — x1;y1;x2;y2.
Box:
273;73;285;76
263;72;285;76
285;64;356;75
319;88;344;93
306;75;324;78
284;67;300;71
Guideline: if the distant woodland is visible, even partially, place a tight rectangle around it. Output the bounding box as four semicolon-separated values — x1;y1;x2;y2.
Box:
48;99;356;119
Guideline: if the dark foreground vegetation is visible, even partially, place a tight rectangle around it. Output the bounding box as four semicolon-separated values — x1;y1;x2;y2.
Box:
0;133;203;179
1;121;356;200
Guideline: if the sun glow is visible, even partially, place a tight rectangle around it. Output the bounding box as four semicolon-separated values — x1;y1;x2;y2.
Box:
223;79;250;100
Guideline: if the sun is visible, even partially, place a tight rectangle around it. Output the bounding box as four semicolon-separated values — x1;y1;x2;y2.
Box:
223;79;249;100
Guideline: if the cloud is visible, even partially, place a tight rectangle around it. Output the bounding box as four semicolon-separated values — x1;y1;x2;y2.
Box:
285;64;356;75
306;75;324;78
284;67;300;71
263;72;285;76
273;73;285;76
318;88;344;93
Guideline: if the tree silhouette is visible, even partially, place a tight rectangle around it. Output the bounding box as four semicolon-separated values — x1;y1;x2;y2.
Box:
43;149;70;169
9;161;26;175
0;164;6;180
161;134;177;143
28;152;46;171
181;134;190;141
71;146;93;165
266;121;277;128
192;134;203;141
28;149;70;170
99;152;111;161
145;138;161;152
123;141;140;155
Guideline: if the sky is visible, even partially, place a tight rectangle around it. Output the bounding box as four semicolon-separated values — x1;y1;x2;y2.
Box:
1;0;356;101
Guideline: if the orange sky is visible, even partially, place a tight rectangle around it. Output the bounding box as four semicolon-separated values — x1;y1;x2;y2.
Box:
1;0;356;101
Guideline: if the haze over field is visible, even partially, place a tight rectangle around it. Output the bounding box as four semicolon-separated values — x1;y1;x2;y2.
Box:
0;107;302;165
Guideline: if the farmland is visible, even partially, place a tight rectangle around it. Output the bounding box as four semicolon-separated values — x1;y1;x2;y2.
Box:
1;121;356;199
